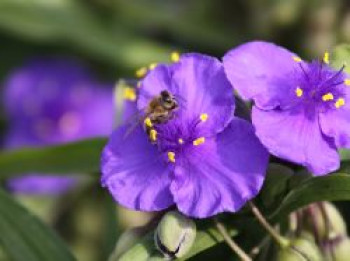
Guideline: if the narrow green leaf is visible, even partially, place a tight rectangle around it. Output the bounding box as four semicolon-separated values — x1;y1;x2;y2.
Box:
0;138;106;179
0;189;76;261
270;173;350;220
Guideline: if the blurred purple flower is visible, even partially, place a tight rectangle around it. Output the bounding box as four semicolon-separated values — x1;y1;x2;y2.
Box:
3;58;114;194
101;54;268;218
223;41;350;175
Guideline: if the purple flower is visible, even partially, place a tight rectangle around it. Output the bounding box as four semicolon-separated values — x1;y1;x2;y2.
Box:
3;58;114;194
101;53;269;218
223;41;350;175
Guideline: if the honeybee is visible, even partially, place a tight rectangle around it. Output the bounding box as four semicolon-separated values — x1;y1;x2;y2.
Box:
124;90;181;143
143;90;179;143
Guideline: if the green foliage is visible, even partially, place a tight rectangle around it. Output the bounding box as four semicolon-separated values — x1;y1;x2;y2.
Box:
0;138;106;179
331;44;350;74
0;189;76;261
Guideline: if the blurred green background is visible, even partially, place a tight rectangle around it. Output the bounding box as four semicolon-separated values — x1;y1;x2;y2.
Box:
0;0;349;260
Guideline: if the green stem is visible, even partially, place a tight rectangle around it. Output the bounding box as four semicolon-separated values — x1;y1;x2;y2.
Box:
249;202;290;249
214;218;252;261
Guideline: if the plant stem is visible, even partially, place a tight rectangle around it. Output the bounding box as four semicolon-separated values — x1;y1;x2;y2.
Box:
214;218;252;261
248;202;290;248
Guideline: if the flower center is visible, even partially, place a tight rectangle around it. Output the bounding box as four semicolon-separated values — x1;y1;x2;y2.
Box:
292;57;348;112
150;113;209;163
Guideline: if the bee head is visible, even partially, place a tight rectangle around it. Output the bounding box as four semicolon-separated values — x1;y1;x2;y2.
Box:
160;90;177;110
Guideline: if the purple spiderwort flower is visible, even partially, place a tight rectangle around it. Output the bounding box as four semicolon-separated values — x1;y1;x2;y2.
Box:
101;53;269;218
3;58;114;194
223;41;350;175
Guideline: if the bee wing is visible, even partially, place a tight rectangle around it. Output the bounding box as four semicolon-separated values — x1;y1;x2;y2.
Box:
122;108;148;140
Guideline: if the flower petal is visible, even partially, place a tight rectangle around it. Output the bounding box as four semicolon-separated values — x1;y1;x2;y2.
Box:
319;86;350;148
170;118;268;218
101;125;174;211
138;53;235;134
7;176;78;195
223;41;300;109
253;107;339;175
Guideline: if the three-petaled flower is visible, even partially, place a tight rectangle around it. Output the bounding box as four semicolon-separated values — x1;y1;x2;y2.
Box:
101;53;268;218
223;41;350;175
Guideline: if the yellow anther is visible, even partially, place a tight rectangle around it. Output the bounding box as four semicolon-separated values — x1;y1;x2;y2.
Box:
123;87;136;101
293;56;302;62
144;117;153;128
345;79;350;86
137;81;142;88
193;137;205;146
178;138;184;144
167;152;175;163
295;87;303;97
335;98;345;108
323;52;330;64
322;93;334;101
149;63;158;70
170;51;180;62
149;129;157;142
135;67;148;78
200;113;208;122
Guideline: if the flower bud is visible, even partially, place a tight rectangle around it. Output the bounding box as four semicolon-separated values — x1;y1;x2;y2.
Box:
323;236;350;261
276;234;323;261
155;211;196;259
303;202;347;241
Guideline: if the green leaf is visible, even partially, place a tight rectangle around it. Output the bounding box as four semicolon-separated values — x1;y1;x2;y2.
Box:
270;173;350;220
0;0;172;69
0;138;106;179
331;44;350;74
0;189;76;261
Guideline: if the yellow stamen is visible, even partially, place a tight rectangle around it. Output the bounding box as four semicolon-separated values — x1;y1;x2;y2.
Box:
293;56;302;62
200;113;208;122
335;98;345;108
323;52;330;64
123;87;137;101
193;137;205;146
170;51;180;62
149;129;157;142
168;152;175;163
322;93;334;101
295;87;303;97
144;117;153;128
178;138;184;144
149;63;158;70
135;67;148;78
344;79;350;86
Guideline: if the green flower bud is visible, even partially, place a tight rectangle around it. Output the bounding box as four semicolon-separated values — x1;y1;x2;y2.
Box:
303;202;347;241
155;211;196;259
276;235;323;261
323;237;350;261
